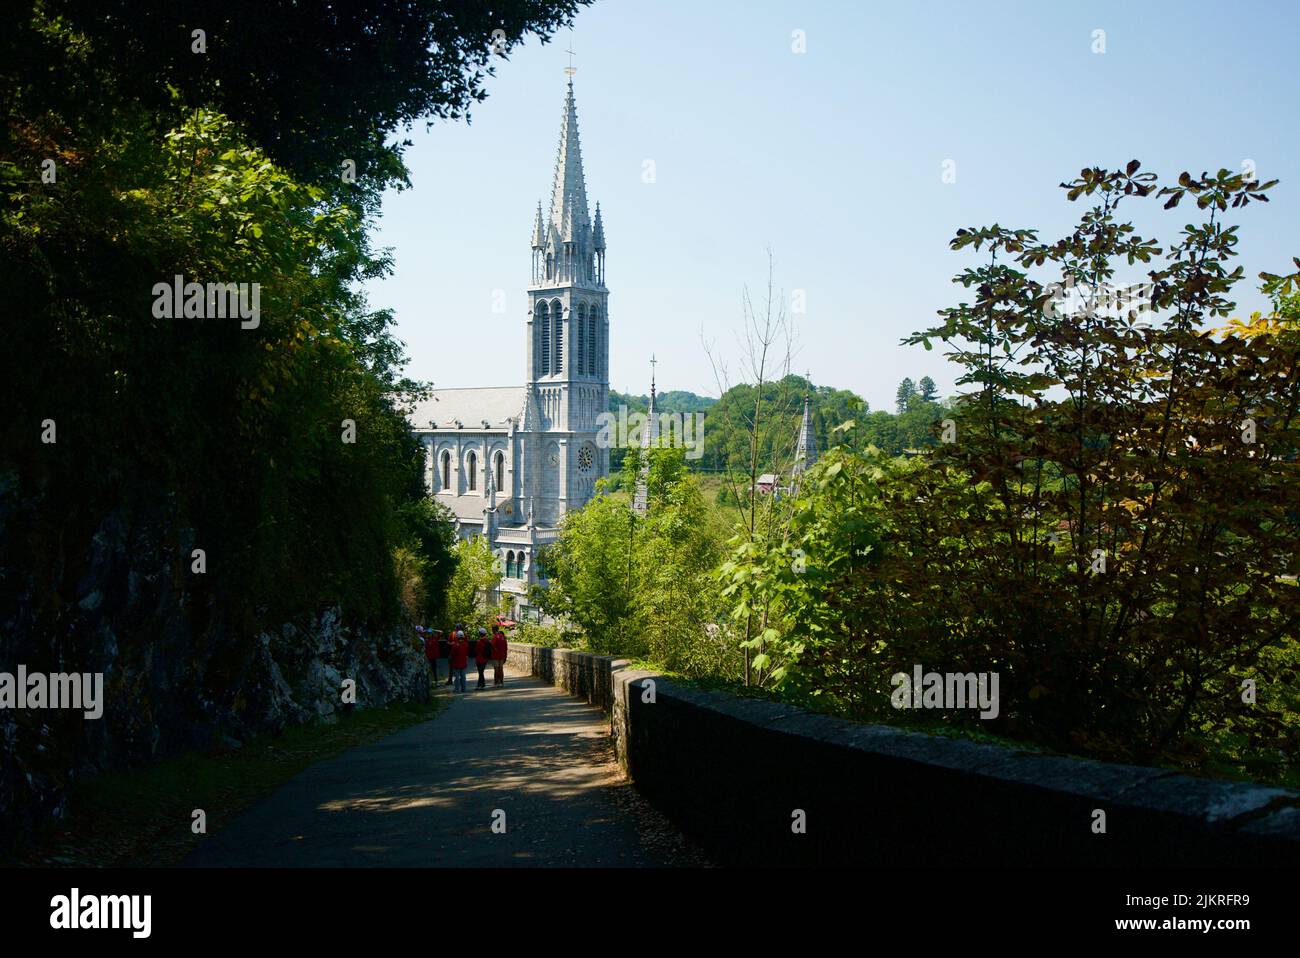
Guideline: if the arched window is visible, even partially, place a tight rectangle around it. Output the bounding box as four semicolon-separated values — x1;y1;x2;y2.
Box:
546;253;553;280
575;303;586;375
537;302;550;377
467;451;477;492
587;308;597;377
494;451;504;492
505;551;516;578
590;305;601;377
440;450;451;491
552;300;564;373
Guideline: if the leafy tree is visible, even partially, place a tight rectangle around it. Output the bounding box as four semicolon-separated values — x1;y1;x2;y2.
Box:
918;376;939;402
534;447;727;673
445;536;504;633
895;377;916;413
531;490;637;649
720;162;1300;782
0;0;584;849
898;162;1298;770
717;446;891;692
5;0;588;188
396;498;459;624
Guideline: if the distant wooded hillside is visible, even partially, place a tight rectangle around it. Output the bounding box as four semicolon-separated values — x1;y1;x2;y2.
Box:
606;376;951;475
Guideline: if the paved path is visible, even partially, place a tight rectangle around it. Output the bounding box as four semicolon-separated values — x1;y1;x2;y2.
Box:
185;666;702;867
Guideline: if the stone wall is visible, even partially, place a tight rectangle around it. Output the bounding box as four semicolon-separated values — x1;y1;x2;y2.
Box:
506;642;1300;867
505;643;612;712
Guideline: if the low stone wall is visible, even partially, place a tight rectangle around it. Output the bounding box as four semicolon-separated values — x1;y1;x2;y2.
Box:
505;644;613;712
506;642;1300;867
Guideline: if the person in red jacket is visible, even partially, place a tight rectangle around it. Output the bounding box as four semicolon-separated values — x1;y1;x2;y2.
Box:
474;627;491;690
421;628;441;683
450;630;470;693
491;627;507;687
444;625;458;685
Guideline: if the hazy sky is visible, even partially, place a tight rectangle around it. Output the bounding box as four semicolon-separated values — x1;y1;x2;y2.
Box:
364;0;1300;413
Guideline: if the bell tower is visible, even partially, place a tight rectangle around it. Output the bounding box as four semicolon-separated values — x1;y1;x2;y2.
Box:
523;77;610;521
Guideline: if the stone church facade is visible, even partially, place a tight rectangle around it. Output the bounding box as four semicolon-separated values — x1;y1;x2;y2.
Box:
406;79;610;619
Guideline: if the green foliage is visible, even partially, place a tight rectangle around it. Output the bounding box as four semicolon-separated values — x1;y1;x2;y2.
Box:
837;398;953;457
895;377;916;413
718;447;893;690
0;2;581;691
534;447;728;673
4;0;588;188
531;491;637;649
511;621;575;649
698;374;864;476
606;388;716;472
719;162;1300;781
445;536;505;634
395;498;459;624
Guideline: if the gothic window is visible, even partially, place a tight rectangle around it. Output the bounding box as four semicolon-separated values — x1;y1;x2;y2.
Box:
591;305;602;377
575;303;586;375
440;450;451;491
537;301;550;376
552;299;564;373
467;451;477;492
494;451;504;492
506;551;516;578
546;253;553;280
587;311;596;377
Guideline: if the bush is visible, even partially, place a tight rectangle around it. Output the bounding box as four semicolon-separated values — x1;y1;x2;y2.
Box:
722;164;1300;782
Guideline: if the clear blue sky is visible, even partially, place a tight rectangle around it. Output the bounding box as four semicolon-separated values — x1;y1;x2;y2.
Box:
364;0;1300;413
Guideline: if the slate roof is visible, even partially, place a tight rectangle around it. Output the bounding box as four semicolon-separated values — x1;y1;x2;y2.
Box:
406;387;525;433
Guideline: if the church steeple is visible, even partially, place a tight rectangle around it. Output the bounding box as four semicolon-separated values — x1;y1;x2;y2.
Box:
550;79;590;239
633;356;659;516
644;356;659;448
522;74;611;518
791;387;819;495
530;79;603;288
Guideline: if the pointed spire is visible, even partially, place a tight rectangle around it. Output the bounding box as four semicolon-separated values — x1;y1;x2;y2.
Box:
791;389;819;491
642;354;659;449
549;79;590;240
634;357;659;516
592;202;605;251
531;202;545;248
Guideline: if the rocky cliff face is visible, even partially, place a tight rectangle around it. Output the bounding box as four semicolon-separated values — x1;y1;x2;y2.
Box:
0;499;429;856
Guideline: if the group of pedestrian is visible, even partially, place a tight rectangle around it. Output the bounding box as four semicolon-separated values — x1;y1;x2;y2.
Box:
418;623;507;693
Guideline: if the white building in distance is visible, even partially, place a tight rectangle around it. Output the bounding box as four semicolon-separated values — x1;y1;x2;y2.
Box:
406;78;610;619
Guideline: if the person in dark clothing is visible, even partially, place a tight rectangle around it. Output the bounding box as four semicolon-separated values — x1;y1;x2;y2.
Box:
475;627;491;690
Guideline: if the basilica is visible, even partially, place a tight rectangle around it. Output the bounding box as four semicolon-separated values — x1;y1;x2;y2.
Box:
407;78;610;619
